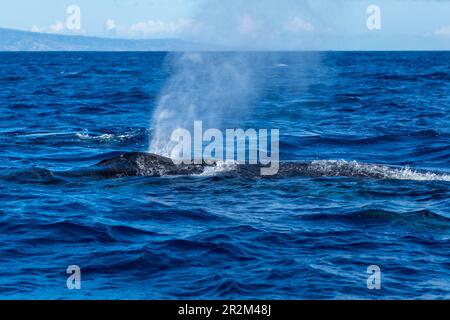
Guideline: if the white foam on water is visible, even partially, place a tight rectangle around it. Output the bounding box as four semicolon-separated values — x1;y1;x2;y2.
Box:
197;160;239;176
76;131;134;142
309;160;450;182
17;131;73;138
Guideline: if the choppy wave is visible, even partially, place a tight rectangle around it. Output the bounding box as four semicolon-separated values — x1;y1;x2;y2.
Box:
299;208;450;226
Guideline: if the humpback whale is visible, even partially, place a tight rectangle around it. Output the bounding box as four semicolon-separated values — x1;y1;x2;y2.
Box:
57;152;450;181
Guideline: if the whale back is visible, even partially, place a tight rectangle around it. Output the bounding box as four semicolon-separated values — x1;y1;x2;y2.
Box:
93;152;206;177
57;152;448;181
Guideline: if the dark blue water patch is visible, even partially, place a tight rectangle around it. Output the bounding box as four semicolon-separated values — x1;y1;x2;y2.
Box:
2;167;66;185
0;52;449;299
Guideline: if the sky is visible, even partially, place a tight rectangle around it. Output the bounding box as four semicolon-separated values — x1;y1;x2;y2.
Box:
0;0;450;49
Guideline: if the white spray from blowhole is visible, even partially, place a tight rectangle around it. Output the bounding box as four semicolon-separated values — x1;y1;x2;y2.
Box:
148;52;265;157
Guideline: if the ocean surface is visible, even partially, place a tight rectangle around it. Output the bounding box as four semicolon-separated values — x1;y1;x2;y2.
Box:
0;52;449;299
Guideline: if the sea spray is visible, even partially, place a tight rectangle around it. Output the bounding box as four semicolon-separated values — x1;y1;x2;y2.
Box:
149;52;265;158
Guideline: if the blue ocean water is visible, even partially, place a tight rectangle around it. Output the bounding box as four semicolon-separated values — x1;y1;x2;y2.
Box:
0;52;449;299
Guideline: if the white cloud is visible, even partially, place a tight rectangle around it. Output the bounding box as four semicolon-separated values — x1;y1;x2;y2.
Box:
128;18;200;38
49;21;65;33
237;15;262;35
105;19;117;31
435;25;450;36
284;17;314;33
30;21;65;34
30;25;43;33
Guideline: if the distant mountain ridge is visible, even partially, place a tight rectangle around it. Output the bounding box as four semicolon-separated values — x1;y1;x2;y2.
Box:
0;27;210;51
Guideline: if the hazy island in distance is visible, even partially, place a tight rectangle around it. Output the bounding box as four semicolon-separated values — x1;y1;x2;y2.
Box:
0;27;212;51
